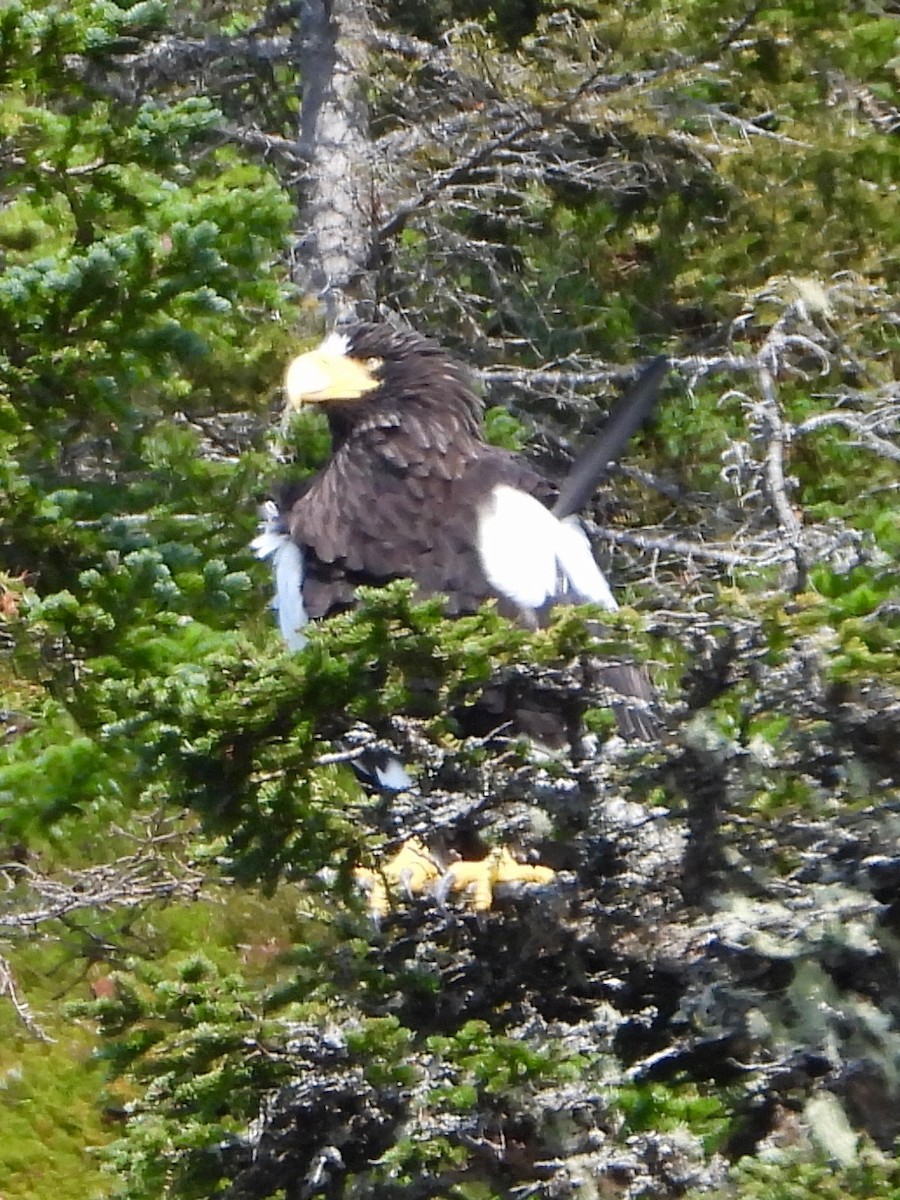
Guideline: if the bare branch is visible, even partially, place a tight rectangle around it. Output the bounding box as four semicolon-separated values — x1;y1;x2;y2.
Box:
0;952;53;1040
482;354;759;389
375;116;542;247
218;124;309;165
717;1;767;53
593;525;793;569
697;103;812;149
755;364;803;544
374;62;638;251
1;848;204;931
480;365;624;388
121;34;294;77
795;410;900;463
367;29;438;61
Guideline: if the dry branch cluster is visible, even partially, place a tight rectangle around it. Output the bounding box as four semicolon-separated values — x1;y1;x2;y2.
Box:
0;824;204;1038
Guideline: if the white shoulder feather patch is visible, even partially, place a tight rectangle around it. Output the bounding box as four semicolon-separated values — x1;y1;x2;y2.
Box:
251;503;309;650
320;330;351;356
476;485;617;614
373;756;413;791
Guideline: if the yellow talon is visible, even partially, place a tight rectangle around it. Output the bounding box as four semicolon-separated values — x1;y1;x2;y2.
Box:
354;838;442;918
355;842;556;917
493;846;555;887
442;847;556;912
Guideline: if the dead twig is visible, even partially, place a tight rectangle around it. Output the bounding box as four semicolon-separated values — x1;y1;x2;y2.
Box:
0;952;53;1041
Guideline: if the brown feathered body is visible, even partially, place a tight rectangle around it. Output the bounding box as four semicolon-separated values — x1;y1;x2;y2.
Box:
279;326;556;621
254;324;659;743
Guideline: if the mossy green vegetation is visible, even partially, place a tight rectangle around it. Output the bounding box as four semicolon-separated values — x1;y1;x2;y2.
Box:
710;1151;900;1200
1;0;897;1197
617;1081;732;1153
0;1018;112;1200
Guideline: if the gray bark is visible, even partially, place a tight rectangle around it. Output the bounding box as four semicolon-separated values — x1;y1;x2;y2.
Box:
294;0;374;323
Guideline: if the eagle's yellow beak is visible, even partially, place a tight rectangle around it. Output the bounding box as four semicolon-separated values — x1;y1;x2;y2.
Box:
284;349;382;409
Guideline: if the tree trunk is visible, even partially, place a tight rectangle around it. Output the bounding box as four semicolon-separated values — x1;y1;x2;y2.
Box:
294;0;374;324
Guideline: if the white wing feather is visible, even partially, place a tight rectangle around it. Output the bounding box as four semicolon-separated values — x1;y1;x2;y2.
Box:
251;503;309;650
476;485;617;614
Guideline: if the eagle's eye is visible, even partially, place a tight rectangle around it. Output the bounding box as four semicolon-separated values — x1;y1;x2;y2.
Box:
363;356;383;373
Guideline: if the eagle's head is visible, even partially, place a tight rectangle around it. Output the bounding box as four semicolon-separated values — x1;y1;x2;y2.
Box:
283;324;482;437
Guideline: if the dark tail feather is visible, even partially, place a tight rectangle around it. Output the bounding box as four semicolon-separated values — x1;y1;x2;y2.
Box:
552;356;668;520
597;661;662;741
554;357;669;742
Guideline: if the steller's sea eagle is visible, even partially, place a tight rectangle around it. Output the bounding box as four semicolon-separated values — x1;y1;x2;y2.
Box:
253;323;666;749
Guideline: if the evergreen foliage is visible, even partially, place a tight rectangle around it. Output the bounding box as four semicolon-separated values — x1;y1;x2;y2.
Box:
0;1;897;1198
